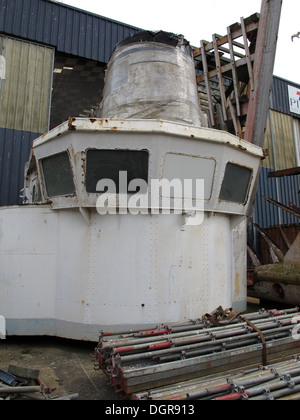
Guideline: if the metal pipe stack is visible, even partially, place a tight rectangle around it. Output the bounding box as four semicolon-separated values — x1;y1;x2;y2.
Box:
94;308;300;397
134;357;300;400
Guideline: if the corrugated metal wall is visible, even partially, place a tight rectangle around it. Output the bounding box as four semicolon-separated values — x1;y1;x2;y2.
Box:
254;167;300;228
250;166;300;259
250;76;300;254
293;118;300;165
262;110;298;170
0;0;140;207
255;77;300;234
0;0;139;64
0;128;38;205
0;36;53;205
270;76;300;117
0;35;53;133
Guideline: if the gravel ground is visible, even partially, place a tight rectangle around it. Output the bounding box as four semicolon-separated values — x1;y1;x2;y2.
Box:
0;337;123;400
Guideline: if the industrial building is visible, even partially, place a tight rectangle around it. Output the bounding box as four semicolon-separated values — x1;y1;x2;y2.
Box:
254;76;300;229
0;0;299;250
0;0;300;220
0;0;139;206
247;75;300;269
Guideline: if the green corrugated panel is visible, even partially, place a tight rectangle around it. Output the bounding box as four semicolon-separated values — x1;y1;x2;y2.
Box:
262;113;275;170
0;36;53;133
263;110;297;171
271;111;297;171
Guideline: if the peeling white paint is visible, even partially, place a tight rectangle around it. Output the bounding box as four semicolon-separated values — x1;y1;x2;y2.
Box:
0;316;6;339
0;55;6;80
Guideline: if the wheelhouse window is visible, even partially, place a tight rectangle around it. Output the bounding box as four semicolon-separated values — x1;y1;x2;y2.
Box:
219;163;253;204
41;152;75;197
86;150;149;194
162;153;216;200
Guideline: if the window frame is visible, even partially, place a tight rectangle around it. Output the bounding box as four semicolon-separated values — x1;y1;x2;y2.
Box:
219;162;253;205
40;151;76;199
85;148;150;194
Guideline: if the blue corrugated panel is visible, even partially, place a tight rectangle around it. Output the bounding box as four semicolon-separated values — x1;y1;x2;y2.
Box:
0;128;39;206
254;167;300;229
270;76;300;118
0;0;139;63
279;174;300;225
254;168;278;228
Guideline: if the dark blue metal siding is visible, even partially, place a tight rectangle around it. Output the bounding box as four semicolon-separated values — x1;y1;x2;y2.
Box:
0;128;39;206
270;76;300;118
0;0;139;63
254;167;300;229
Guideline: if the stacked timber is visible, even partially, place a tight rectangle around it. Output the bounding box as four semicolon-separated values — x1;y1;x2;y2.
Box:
94;308;300;396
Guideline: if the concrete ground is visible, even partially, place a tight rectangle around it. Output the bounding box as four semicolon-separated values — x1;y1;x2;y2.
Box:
0;337;123;400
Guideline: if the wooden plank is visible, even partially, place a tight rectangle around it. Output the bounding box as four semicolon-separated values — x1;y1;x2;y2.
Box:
193;20;259;58
240;17;254;91
212;34;227;122
218;45;244;59
268;167;300;178
244;0;282;147
263;196;300;220
227;98;242;137
200;40;215;126
227;26;241;117
196;54;255;84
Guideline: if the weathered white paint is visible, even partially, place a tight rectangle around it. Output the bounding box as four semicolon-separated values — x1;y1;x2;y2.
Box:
0;119;263;340
0;55;5;80
0;315;5;339
0;206;248;340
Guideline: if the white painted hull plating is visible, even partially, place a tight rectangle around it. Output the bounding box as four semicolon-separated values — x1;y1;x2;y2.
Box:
1;205;247;341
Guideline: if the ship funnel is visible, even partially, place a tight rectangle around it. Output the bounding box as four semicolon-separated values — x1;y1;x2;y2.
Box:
99;30;207;127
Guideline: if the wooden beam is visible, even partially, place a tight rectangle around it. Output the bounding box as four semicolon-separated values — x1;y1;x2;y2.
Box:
240;17;254;91
201;40;215;126
244;0;282;146
213;34;227;122
196;54;255;84
268;167;300;178
263;196;300;220
227;26;241;117
193;20;259;58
